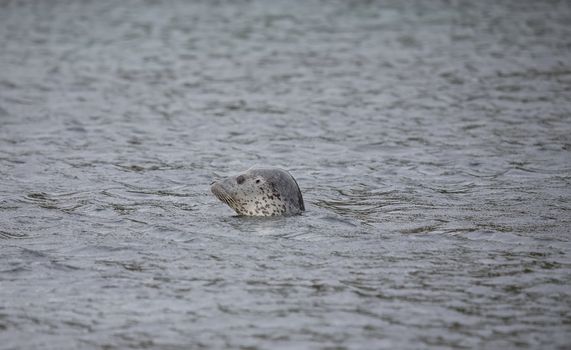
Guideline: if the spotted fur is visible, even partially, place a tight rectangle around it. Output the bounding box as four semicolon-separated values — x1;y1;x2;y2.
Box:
211;167;304;216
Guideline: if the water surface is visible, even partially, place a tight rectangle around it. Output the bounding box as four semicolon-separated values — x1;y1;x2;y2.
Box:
1;0;570;349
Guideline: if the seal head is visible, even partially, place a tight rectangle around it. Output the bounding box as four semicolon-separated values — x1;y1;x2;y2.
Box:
211;167;304;216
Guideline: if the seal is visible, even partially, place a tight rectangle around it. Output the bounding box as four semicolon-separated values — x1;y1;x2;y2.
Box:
211;167;305;216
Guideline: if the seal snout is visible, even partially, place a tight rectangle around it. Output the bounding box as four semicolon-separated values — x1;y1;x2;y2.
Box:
210;181;224;199
211;182;235;208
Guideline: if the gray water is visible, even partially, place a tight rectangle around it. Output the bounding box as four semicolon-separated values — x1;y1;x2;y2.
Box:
1;0;570;349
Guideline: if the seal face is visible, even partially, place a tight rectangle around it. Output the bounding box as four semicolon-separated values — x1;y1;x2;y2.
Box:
211;167;305;216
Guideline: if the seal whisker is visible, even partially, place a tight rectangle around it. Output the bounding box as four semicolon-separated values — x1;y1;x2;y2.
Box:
213;187;241;212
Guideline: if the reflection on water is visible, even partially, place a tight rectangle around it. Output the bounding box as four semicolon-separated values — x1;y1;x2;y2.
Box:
1;0;570;349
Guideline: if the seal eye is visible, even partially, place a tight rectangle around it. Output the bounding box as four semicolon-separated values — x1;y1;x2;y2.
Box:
236;175;245;185
255;179;261;184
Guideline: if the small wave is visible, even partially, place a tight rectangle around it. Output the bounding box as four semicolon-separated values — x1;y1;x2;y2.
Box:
0;231;29;239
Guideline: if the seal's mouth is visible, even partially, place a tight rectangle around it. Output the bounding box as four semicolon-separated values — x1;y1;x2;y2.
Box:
211;182;240;212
